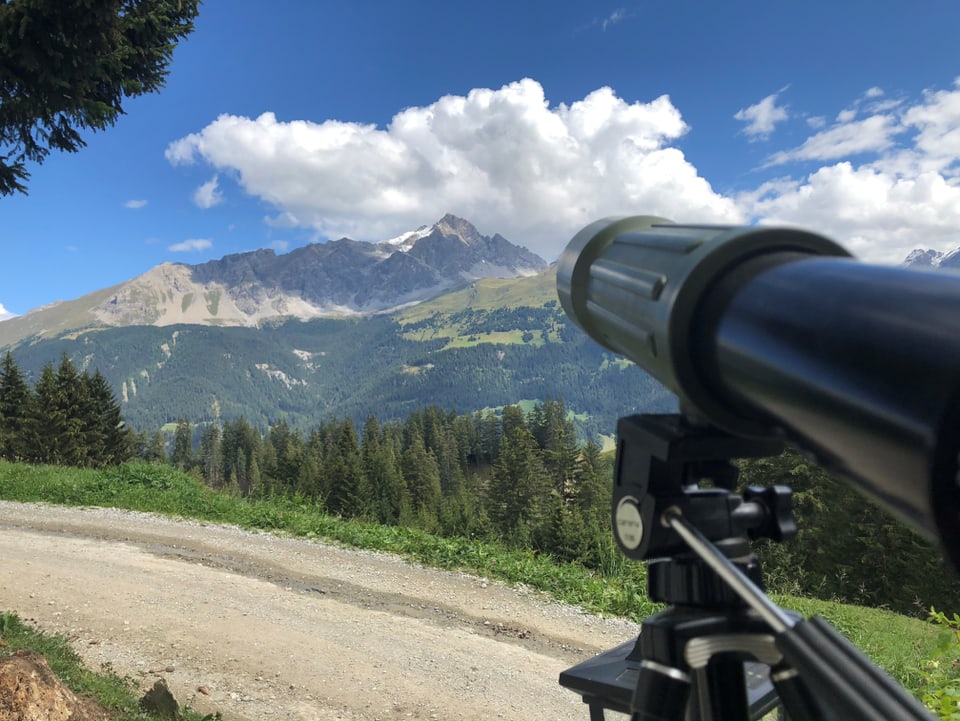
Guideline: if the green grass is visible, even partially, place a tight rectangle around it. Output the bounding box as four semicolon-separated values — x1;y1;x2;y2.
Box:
402;326;541;349
0;459;954;708
396;268;559;349
0;612;214;721
398;268;557;324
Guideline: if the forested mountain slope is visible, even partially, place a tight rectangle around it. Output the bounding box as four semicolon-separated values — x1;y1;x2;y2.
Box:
6;270;674;436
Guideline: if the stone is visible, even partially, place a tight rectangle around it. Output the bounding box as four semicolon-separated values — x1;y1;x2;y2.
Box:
139;679;184;721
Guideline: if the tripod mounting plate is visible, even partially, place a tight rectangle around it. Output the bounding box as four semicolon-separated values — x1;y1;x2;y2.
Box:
613;414;785;560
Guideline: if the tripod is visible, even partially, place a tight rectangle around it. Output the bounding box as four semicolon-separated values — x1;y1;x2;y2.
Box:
559;414;937;721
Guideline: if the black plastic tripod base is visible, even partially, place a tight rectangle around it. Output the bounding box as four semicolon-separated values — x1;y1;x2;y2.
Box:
631;605;781;721
631;660;690;721
558;634;781;721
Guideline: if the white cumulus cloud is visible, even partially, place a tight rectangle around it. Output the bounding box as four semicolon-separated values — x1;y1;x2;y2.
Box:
741;77;960;263
193;175;224;209
166;77;960;264
169;239;213;252
0;303;16;321
165;78;741;261
124;199;148;209
735;90;790;140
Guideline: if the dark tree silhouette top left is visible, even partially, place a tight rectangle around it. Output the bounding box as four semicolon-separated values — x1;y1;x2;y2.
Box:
0;0;200;195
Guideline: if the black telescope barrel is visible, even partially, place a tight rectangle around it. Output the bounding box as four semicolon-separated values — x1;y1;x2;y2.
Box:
557;216;960;572
707;255;960;569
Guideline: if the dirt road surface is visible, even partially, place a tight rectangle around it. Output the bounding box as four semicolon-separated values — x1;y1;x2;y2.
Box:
0;502;640;721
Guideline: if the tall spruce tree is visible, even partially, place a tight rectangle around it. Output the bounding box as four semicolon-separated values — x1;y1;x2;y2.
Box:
84;369;131;465
361;416;406;524
401;434;442;528
53;354;90;465
322;419;364;516
220;418;261;495
488;418;551;545
199;424;223;487
574;440;611;525
171;418;193;470
28;363;63;463
529;398;579;500
0;351;31;460
266;421;304;489
147;430;167;464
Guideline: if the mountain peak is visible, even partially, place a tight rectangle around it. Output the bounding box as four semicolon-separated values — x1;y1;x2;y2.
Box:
903;245;960;269
0;215;549;346
904;248;943;267
434;214;484;245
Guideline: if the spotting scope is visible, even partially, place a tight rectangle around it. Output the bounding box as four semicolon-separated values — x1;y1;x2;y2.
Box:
557;215;960;573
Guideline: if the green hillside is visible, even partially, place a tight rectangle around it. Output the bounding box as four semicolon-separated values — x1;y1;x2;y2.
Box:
4;269;675;436
0;284;121;348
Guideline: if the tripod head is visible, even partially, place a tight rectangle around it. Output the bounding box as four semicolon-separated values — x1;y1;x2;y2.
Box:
561;413;939;721
562;413;797;720
610;414;791;565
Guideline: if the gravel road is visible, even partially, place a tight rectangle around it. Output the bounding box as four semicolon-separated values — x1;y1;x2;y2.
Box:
0;502;640;721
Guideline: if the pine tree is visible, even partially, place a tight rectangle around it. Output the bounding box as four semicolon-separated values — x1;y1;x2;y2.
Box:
220;418;261;496
296;451;321;499
574;440;611;525
0;351;31;460
531;398;579;500
171;418;193;470
474;410;501;467
132;429;151;461
53;354;90;465
361;416;406;524
28;363;64;464
322;419;364;516
500;404;526;439
84;369;131;465
249;453;262;496
401;434;442;529
488;421;551;544
147;430;167;464
266;421;304;489
199;424;223;487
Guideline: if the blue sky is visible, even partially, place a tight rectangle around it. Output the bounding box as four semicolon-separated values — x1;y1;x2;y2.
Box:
3;0;960;319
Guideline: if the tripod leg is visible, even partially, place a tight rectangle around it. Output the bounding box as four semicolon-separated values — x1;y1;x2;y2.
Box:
769;664;828;721
692;658;750;721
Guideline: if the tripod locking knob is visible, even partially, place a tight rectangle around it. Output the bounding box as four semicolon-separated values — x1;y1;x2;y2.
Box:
743;486;797;542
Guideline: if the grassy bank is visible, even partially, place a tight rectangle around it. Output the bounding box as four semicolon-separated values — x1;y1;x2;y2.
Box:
0;459;956;705
0;612;214;721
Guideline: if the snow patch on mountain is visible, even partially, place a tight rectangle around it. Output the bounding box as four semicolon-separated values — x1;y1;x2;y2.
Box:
382;225;433;252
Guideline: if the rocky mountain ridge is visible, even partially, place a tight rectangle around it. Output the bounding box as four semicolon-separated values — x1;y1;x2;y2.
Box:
104;213;545;326
903;246;960;269
0;214;546;348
